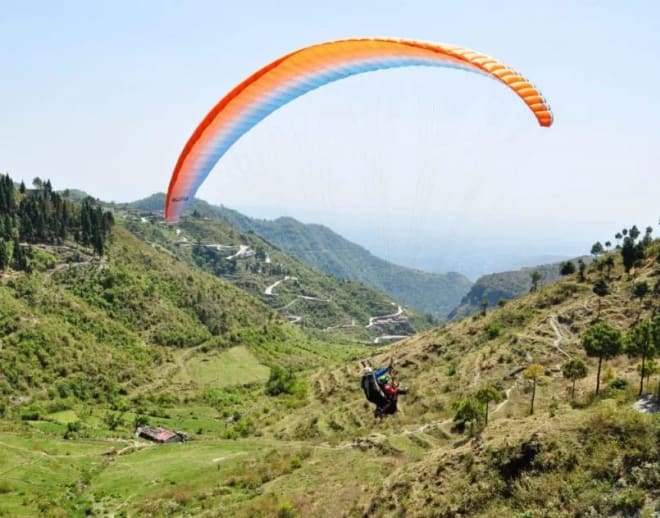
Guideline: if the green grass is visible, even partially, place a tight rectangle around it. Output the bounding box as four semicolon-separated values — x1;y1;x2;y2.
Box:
46;410;79;424
0;430;274;516
0;432;112;517
86;439;262;512
173;346;270;388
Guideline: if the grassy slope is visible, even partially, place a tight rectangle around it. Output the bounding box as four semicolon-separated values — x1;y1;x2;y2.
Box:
126;194;473;319
171;346;270;388
1;240;658;517
256;243;659;517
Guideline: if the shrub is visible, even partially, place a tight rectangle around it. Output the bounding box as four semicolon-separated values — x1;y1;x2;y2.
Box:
266;367;298;396
63;420;82;439
20;406;42;421
278;503;297;518
103;411;124;431
46;399;72;413
609;378;628;390
234;417;254;437
0;480;12;495
134;414;149;429
452;397;484;434
602;366;615;385
614;488;645;515
486;322;503;339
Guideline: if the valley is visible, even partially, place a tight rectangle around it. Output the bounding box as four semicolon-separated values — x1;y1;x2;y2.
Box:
0;178;658;517
126;194;473;320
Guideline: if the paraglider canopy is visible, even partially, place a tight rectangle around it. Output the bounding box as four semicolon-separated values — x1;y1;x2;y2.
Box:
165;37;553;222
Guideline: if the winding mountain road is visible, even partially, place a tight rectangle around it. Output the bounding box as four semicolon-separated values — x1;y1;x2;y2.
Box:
264;276;298;295
366;305;404;328
227;245;255;260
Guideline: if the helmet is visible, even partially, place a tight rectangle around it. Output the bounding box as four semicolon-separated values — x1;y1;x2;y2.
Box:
363;367;373;375
378;374;391;385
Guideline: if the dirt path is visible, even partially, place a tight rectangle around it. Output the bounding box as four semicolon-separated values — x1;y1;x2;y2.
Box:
47;260;100;276
358;380;516;442
549;315;572;360
276;298;300;311
400;417;453;436
212;451;250;463
324;320;358;331
298;295;328;302
491;387;513;415
311;389;513;448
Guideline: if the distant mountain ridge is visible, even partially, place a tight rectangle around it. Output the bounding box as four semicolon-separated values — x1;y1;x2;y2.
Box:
447;260;577;320
126;194;473;319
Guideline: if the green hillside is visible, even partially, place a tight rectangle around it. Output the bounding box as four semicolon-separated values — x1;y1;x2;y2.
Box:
1;210;658;516
126;194;473;319
0;224;360;404
117;211;432;342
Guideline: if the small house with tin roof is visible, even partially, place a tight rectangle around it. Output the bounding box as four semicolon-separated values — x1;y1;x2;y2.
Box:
136;426;188;444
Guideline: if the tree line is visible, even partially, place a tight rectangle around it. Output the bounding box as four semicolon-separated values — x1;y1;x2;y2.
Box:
0;174;114;271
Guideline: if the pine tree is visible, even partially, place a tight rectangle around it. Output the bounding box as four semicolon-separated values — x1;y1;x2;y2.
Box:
582;322;623;395
592;278;609;319
523;364;545;415
0;238;8;270
626;320;655;396
562;359;588;399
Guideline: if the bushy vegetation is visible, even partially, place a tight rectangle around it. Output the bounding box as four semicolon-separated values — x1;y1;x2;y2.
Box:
265;366;305;398
367;407;659;517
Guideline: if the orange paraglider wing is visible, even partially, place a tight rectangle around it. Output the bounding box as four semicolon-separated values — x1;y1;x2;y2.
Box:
166;37;552;221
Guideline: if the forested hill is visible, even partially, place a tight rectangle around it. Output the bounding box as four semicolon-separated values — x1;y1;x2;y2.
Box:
0;175;113;269
121;215;432;341
0;225;286;402
127;194;473;319
447;260;569;320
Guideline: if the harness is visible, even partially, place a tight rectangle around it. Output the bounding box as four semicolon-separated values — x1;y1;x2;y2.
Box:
361;367;390;408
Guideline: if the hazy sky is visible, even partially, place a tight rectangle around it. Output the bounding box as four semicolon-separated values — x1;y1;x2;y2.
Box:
2;1;659;277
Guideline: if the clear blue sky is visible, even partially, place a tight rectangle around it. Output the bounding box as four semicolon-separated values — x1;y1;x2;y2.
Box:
2;1;659;277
